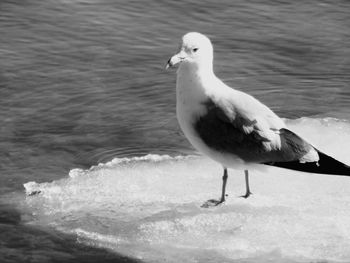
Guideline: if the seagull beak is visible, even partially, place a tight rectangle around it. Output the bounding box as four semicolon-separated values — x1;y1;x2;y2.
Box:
165;51;187;70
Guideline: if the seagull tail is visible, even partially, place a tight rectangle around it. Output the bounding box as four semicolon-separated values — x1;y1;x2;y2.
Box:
266;150;350;176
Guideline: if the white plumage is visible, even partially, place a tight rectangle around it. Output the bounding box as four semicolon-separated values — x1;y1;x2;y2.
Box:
166;32;349;207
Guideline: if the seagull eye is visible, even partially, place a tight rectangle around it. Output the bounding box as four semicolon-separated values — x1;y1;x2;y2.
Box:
193;48;199;52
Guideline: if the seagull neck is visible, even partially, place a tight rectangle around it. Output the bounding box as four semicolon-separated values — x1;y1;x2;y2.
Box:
178;62;215;79
177;64;216;89
198;67;215;77
176;63;218;108
196;60;214;76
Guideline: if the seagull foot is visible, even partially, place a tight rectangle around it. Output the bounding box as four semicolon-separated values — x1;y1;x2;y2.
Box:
240;192;252;199
201;198;225;208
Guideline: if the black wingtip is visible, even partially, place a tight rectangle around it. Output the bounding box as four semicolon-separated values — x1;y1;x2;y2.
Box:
265;150;350;176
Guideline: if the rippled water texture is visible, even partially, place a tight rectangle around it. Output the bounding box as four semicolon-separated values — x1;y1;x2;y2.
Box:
1;0;350;262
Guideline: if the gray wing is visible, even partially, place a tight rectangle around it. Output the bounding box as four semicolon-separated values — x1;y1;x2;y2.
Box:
195;98;318;163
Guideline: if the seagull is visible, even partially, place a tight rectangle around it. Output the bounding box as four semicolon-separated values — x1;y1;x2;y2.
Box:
166;32;350;207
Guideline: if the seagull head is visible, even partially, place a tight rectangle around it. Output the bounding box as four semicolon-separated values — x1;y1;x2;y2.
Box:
166;32;214;72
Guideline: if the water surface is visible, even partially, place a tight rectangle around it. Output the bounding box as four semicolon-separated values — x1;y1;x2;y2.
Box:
1;0;350;262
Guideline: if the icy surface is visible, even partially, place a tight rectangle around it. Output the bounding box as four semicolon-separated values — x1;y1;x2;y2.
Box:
24;118;350;263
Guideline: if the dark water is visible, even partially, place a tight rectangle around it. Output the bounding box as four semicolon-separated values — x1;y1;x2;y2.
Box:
1;0;350;262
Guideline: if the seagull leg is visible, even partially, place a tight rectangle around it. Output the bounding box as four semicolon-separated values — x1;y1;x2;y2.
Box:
201;168;228;208
241;169;252;198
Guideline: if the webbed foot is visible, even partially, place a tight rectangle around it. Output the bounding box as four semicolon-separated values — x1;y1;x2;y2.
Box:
240;191;252;199
201;197;226;208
